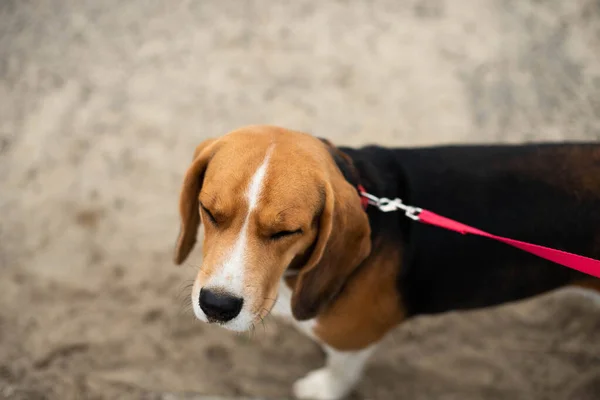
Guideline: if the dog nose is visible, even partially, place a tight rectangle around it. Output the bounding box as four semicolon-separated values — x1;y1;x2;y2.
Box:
199;288;244;322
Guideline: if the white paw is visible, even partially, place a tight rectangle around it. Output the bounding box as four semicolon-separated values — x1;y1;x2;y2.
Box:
292;368;353;400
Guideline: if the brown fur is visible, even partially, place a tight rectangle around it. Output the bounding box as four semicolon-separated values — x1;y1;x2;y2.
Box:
174;138;218;264
310;238;405;351
508;146;600;198
289;160;371;320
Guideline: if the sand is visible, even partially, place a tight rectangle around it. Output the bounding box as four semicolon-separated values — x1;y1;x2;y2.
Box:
1;0;599;399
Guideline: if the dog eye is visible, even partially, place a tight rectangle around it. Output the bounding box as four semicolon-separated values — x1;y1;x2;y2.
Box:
200;204;218;225
270;229;302;240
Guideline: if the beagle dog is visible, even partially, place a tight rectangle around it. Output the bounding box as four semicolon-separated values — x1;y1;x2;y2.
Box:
174;125;600;400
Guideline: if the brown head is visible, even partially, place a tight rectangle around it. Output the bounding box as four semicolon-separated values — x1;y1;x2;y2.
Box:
174;125;371;331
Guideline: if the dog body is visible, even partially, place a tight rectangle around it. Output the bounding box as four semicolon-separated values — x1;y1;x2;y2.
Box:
174;126;600;400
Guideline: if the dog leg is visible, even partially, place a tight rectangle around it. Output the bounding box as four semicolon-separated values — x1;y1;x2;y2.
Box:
293;344;375;400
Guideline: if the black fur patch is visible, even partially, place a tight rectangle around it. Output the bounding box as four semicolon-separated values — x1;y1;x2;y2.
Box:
339;143;600;317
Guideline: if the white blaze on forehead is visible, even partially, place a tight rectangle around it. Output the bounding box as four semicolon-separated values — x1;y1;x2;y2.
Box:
207;145;273;295
247;149;271;209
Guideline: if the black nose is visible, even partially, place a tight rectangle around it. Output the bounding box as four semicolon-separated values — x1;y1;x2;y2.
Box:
199;288;244;323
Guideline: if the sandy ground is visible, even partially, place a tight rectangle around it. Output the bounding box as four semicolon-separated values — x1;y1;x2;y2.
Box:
1;0;600;399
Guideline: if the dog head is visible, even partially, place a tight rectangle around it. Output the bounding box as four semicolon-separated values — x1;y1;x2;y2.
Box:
174;125;371;331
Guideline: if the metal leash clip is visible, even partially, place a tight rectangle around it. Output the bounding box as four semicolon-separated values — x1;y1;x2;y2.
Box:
360;192;422;220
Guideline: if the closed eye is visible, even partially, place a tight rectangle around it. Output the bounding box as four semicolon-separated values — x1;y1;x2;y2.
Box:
270;229;302;240
199;203;218;225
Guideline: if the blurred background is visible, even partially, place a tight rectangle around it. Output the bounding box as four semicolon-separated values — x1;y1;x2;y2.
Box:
1;0;599;399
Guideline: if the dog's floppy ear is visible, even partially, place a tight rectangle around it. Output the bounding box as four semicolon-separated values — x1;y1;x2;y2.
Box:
173;138;217;265
290;171;372;320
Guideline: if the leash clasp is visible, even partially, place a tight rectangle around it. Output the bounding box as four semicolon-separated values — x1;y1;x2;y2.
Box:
360;192;422;220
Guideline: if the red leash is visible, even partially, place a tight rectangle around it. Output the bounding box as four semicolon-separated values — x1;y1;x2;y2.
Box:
358;187;600;280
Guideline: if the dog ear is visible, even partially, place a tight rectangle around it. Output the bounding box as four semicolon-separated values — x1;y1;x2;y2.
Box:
173;138;217;265
290;172;371;320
